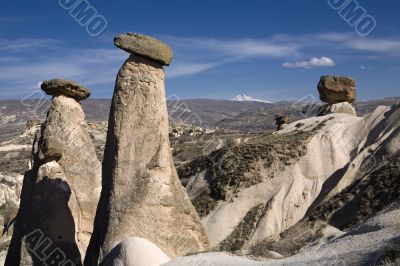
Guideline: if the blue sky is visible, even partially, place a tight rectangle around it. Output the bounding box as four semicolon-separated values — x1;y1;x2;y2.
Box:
0;0;399;101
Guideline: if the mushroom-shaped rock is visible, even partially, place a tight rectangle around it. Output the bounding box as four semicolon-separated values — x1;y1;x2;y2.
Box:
85;34;208;265
114;32;173;66
41;79;91;101
6;86;101;265
318;76;356;104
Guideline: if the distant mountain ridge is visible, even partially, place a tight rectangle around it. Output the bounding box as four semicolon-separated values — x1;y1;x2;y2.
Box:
0;97;399;140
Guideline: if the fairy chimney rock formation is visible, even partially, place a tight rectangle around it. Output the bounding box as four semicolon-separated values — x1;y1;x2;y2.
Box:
6;79;101;265
317;76;357;116
85;33;208;265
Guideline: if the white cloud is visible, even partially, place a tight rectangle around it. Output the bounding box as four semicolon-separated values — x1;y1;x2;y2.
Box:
167;62;220;78
283;57;335;68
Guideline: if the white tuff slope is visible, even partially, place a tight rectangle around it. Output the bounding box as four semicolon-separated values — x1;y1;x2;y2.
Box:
164;208;400;265
166;103;400;265
184;103;400;251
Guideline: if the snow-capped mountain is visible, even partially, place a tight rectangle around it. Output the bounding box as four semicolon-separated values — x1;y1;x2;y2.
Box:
230;94;272;103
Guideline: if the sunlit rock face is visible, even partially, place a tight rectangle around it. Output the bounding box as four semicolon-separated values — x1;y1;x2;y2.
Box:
85;33;208;265
6;80;101;266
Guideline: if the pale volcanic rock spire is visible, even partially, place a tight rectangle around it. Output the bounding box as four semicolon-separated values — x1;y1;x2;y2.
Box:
84;33;209;265
6;79;101;266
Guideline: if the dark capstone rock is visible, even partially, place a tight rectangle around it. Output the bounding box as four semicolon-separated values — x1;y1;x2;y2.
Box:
114;32;173;66
318;76;356;104
41;79;91;101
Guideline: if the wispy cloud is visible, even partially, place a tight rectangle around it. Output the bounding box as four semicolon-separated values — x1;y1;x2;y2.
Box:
167;36;299;59
283;56;335;68
0;40;127;98
198;38;298;58
167;62;220;78
268;32;400;55
165;33;400;76
1;32;399;98
347;39;400;53
162;36;301;77
0;16;23;23
314;32;353;42
0;38;59;52
0;16;24;31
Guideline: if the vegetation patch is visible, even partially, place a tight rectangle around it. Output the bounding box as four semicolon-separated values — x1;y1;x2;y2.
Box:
373;240;400;265
249;220;325;257
217;203;265;252
191;190;219;217
179;121;328;217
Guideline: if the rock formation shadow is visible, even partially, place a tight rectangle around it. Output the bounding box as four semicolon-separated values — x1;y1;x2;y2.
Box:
6;169;81;266
304;163;350;217
363;104;399;150
83;82;117;266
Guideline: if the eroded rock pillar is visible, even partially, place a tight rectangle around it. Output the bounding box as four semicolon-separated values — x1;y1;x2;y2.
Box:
85;33;209;265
